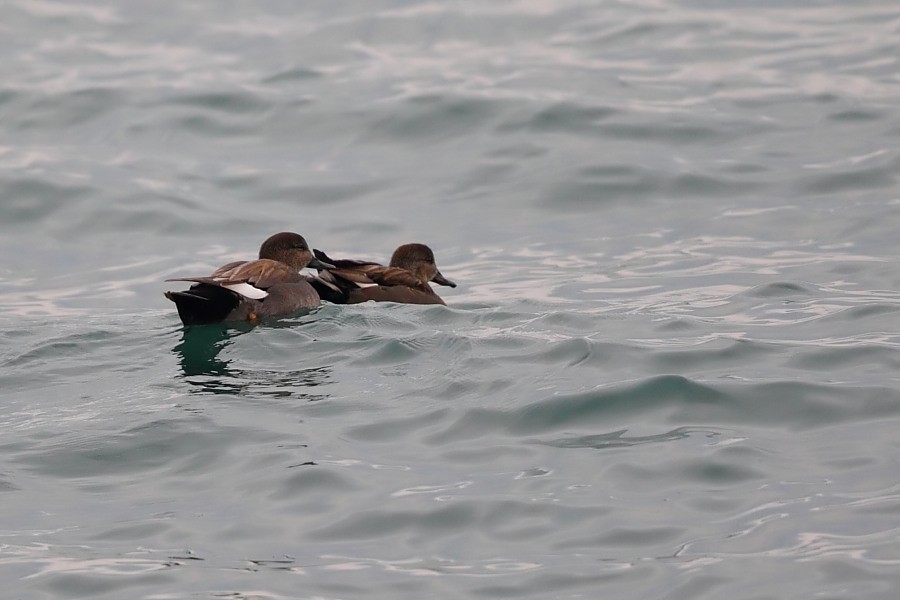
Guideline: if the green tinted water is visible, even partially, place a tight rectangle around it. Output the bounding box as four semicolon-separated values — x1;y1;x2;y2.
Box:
2;1;900;598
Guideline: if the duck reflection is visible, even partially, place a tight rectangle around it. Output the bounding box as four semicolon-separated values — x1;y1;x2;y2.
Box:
173;322;244;377
537;427;704;449
172;318;332;401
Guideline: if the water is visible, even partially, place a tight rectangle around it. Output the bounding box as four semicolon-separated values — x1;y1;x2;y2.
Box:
2;1;900;598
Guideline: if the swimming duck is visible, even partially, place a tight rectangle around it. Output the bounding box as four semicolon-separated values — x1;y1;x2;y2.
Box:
309;243;456;305
165;232;333;325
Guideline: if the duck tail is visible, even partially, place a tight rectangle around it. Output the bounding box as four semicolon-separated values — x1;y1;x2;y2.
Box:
312;249;336;269
164;285;239;326
307;272;350;304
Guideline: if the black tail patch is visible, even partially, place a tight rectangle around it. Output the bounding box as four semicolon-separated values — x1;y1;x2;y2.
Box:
165;285;239;326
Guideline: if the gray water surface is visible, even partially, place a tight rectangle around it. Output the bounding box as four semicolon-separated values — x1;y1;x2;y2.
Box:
2;1;900;599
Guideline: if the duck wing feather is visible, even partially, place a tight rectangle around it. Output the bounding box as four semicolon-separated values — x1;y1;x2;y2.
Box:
167;259;302;290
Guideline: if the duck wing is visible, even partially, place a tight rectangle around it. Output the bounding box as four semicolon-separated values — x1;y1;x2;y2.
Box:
326;264;428;291
169;259;300;287
211;259;302;288
312;249;381;271
167;259;302;300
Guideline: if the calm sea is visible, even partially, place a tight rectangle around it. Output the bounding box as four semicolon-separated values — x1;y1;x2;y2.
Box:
2;1;900;598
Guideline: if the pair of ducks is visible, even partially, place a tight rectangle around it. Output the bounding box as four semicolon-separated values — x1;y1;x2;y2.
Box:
165;232;456;326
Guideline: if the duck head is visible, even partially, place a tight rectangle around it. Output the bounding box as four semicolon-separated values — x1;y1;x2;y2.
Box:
259;232;334;271
390;243;456;287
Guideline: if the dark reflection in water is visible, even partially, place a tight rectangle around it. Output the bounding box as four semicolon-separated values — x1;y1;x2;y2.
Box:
537;427;716;449
172;321;332;401
173;322;247;377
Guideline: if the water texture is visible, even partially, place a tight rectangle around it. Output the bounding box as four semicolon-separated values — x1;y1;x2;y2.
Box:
1;1;900;599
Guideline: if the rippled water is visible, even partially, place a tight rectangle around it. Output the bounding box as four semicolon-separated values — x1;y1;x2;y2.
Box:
2;1;900;598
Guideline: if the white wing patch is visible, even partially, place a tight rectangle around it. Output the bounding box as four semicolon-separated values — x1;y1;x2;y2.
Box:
222;282;269;299
354;281;379;288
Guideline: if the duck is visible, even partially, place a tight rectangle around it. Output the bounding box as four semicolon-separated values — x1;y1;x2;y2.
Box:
164;232;333;325
309;243;456;305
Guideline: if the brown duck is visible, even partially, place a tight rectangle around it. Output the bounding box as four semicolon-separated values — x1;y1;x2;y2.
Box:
310;243;456;305
165;232;333;325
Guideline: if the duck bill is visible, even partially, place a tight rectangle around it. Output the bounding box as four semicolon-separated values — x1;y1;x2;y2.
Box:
307;256;335;271
432;270;456;288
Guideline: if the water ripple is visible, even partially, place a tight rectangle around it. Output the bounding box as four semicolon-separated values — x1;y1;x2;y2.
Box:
3;0;900;598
